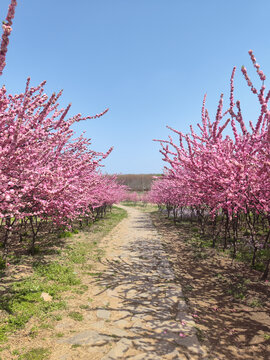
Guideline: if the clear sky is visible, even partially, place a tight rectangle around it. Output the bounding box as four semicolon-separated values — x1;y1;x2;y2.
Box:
1;0;270;174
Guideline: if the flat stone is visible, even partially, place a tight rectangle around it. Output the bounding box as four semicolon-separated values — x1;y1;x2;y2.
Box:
166;287;184;301
114;319;129;328
131;319;143;331
89;321;105;330
175;311;195;325
177;300;188;311
110;327;129;337
174;333;207;355
101;338;131;359
149;319;186;333
58;330;111;346
126;289;137;298
97;309;111;319
131;314;145;321
133;338;155;352
55;321;74;330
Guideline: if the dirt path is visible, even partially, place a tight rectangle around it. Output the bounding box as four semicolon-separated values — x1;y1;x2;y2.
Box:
53;206;208;360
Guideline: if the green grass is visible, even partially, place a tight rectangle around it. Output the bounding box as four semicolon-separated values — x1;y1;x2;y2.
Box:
33;262;81;286
249;298;264;308
68;311;83;321
79;304;90;310
67;241;101;264
57;231;73;239
29;326;39;338
55;332;64;338
0;206;127;344
0;261;81;342
18;347;50;360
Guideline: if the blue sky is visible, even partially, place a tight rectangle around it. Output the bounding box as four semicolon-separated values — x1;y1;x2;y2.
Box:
1;0;270;174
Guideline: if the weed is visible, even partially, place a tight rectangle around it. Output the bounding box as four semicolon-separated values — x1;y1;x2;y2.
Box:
226;281;247;300
80;284;88;291
58;231;72;239
50;314;62;321
73;289;84;295
88;272;103;277
55;332;64;338
33;262;80;286
249;298;263;308
68;311;83;321
18;347;50;360
12;349;20;355
29;326;39;338
39;322;53;330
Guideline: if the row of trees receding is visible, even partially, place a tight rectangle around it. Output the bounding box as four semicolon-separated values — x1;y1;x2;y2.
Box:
148;51;270;280
0;1;128;260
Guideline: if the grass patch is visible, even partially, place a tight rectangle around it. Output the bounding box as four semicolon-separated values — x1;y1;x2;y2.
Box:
55;332;64;338
58;231;72;239
33;262;81;286
18;347;50;360
68;311;83;321
0;206;127;345
79;304;90;310
0;262;79;342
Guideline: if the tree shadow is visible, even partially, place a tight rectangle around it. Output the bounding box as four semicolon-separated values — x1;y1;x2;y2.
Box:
87;232;208;359
150;212;270;360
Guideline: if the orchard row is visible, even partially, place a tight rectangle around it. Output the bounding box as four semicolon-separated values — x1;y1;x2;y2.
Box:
148;51;270;279
0;1;129;258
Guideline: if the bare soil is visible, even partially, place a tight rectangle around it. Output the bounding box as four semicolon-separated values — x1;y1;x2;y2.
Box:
0;206;208;360
2;206;269;359
150;211;270;360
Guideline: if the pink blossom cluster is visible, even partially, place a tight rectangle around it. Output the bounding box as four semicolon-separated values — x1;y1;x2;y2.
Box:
150;51;270;222
0;0;17;76
0;79;126;228
0;1;128;233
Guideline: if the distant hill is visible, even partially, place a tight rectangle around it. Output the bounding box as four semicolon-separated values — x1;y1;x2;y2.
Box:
116;174;161;192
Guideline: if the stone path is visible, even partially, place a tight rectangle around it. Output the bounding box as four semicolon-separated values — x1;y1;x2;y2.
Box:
57;206;208;359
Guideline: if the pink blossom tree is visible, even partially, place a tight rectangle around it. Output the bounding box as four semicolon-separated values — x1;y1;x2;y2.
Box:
151;51;270;278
